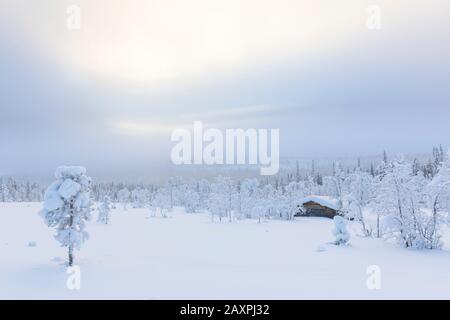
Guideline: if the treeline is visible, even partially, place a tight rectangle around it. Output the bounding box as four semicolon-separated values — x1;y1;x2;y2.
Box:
2;147;450;250
0;147;446;203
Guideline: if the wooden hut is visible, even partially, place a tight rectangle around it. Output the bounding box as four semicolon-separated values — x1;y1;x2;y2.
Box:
296;196;339;219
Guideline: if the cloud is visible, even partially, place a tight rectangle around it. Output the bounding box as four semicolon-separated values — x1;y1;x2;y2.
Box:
0;1;450;178
5;0;440;89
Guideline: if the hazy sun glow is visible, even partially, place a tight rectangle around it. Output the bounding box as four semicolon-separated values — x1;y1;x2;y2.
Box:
1;0;390;89
111;120;177;136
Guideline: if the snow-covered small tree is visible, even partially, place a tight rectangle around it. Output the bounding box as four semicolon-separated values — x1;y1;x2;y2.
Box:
323;162;346;209
40;166;92;266
97;196;112;224
29;182;43;201
284;181;305;220
240;178;260;219
184;187;201;213
197;179;211;210
209;177;235;222
131;187;149;208
343;168;374;236
0;179;11;202
332;215;350;246
421;150;450;249
251;202;266;224
151;188;171;218
167;176;185;209
208;192;227;222
371;157;428;248
117;187;130;210
261;183;278;220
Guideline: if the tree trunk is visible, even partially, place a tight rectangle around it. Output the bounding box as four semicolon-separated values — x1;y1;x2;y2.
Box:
358;206;368;236
68;200;74;266
68;244;74;266
376;214;380;238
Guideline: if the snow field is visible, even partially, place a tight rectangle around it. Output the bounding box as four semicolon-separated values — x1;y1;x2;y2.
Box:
1;202;450;299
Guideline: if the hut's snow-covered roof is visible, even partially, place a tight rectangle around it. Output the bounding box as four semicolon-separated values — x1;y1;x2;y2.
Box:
301;196;339;210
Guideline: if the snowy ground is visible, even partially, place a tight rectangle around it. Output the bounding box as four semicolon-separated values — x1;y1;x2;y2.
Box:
1;202;450;299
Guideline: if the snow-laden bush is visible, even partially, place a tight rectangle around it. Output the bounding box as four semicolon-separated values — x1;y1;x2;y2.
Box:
40;166;92;266
151;189;171;218
332;216;350;246
131;188;149;208
371;156;447;249
97;196;112;224
117;188;130;210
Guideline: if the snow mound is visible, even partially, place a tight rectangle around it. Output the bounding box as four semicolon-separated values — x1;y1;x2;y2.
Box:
316;245;327;252
27;241;37;247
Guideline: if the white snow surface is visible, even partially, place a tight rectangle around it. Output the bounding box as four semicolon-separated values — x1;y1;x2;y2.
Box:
1;202;450;299
302;195;339;210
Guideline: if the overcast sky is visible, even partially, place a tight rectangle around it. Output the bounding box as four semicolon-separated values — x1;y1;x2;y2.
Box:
0;0;449;180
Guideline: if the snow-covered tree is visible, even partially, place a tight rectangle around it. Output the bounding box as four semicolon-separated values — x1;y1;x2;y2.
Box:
131;187;149;208
151;188;171;218
323;162;346;209
184;185;201;213
209;177;236;222
240;178;260;219
117;187;130;210
421;150;450;248
261;184;278;220
208;192;228;222
97;196;112;224
343;168;374;236
0;179;11;202
332;215;350;246
372;157;428;248
427;150;450;217
251;201;266;224
40;166;93;266
197;179;211;210
5;177;19;201
167;176;185;209
29;182;43;201
284;181;305;220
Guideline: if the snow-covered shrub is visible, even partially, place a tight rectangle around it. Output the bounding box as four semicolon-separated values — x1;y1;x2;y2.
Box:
260;184;279;220
208;192;228;222
343;168;374;236
371;157;445;249
151;189;171;218
184;185;201;213
332;215;350;246
131;188;149;208
284;181;305;220
240;178;260;219
117;188;130;210
413;150;450;249
208;177;235;222
97;196;112;224
40;166;93;266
